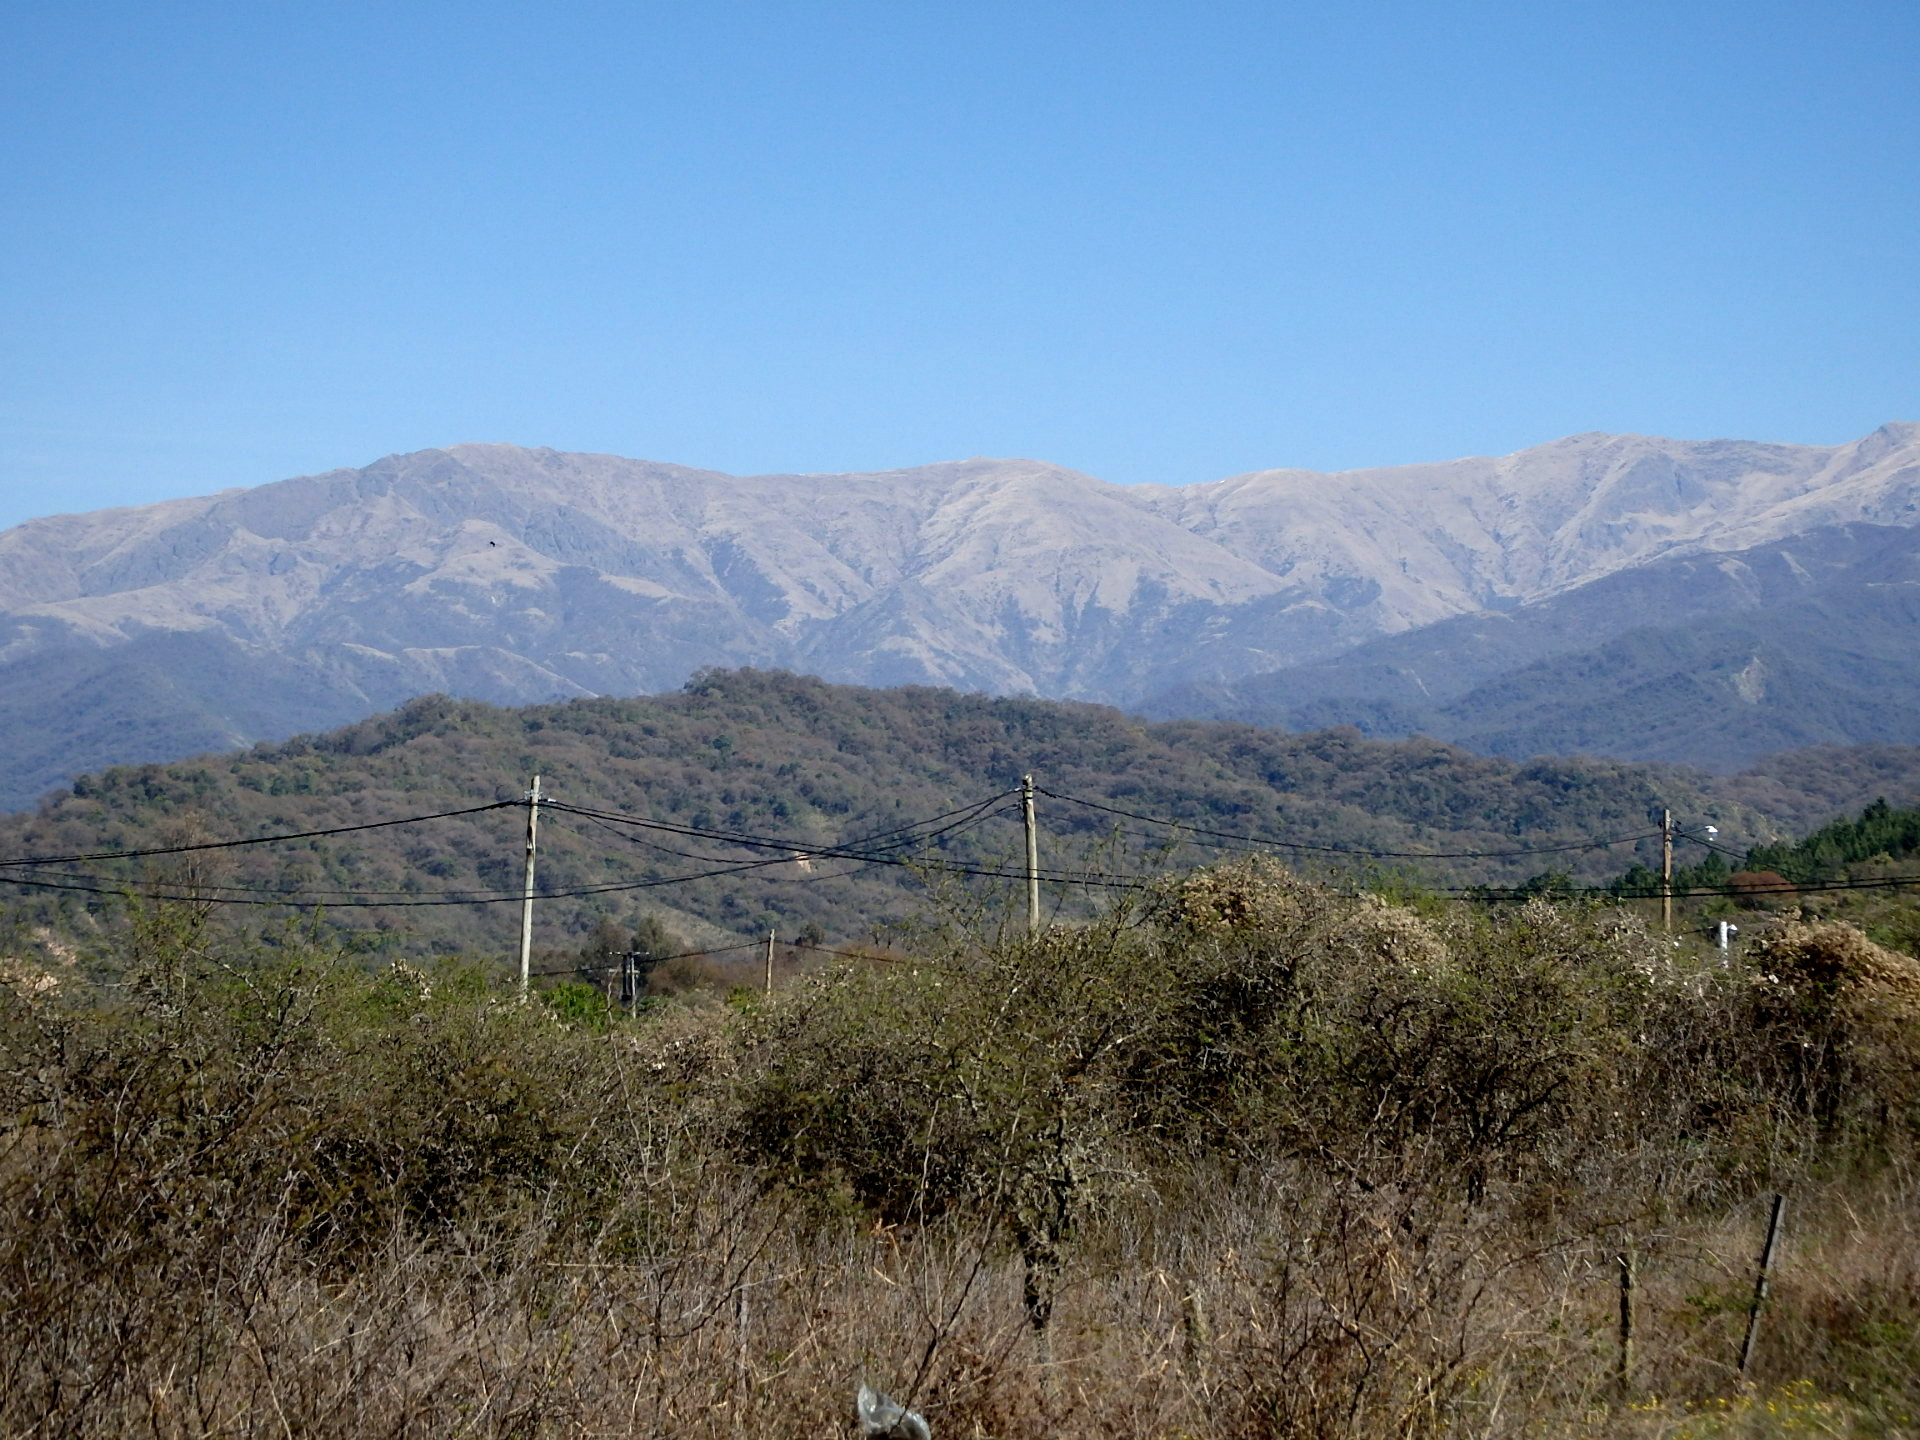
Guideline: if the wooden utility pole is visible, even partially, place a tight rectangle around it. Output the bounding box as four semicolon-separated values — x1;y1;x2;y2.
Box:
1022;774;1041;936
764;930;776;997
1661;808;1674;934
518;774;542;999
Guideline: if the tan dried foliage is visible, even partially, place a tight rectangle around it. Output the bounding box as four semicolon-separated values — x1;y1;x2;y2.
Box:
1754;918;1920;1071
1170;855;1451;972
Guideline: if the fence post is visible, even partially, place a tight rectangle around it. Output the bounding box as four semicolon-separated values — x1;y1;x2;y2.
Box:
1738;1193;1787;1378
1615;1249;1634;1400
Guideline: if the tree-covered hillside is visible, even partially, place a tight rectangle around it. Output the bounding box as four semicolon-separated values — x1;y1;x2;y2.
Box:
5;669;1919;965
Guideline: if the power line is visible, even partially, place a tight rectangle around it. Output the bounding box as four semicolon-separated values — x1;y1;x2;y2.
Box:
544;790;1017;860
0;845;868;908
543;937;951;984
1035;787;1664;861
1;780;1716;917
543;798;1153;888
531;940;764;978
528;794;1028;900
1451;870;1920;903
1692;835;1761;862
0;871;499;907
0;830;1157;909
4;869;537;900
0;801;520;869
555;791;1017;868
0;790;1021;906
0;788;1135;908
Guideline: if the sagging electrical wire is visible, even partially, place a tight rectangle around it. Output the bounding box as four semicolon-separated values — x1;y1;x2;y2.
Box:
0;785;1157;908
544;789;1017;862
546;937;954;983
0;801;521;870
530;940;764;978
0;849;871;907
0;789;1010;905
542;797;1152;888
1450;870;1920;903
1034;786;1665;861
555;789;1017;869
1;777;1709;916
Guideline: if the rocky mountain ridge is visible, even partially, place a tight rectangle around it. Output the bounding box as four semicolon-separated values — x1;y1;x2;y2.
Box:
1;424;1917;808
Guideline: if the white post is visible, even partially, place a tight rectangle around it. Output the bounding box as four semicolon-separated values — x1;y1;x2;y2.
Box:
518;774;541;999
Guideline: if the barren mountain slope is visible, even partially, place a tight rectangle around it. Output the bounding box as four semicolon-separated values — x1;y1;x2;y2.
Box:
1135;423;1920;633
0;446;1299;697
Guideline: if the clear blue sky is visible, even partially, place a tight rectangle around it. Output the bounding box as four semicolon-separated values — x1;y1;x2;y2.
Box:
3;0;1916;529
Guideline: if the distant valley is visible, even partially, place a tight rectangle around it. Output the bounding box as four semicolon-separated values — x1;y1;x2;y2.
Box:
1;424;1918;809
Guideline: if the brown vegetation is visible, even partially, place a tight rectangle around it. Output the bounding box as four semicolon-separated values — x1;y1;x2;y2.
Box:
1729;870;1798;901
0;669;1826;965
2;872;1918;1437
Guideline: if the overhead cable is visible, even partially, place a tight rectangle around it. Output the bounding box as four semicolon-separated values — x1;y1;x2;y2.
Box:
1035;787;1664;860
1454;871;1920;902
0;787;1157;907
542;796;1150;883
0;801;520;870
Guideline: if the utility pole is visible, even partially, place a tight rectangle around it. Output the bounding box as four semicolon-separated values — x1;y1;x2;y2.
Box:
764;929;776;998
1661;808;1674;935
518;774;542;1000
1022;774;1041;936
620;949;643;1017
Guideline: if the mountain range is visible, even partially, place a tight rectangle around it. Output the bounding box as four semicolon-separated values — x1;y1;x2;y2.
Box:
1;423;1917;810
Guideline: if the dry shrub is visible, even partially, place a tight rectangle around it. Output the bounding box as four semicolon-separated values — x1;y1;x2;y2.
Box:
1194;1170;1517;1438
5;880;1920;1436
1746;919;1920;1133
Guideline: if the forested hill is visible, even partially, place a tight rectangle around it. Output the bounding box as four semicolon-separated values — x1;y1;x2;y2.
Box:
7;669;1920;962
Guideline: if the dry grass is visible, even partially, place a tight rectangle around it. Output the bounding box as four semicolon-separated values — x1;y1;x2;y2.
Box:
4;887;1919;1438
7;1139;1915;1438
